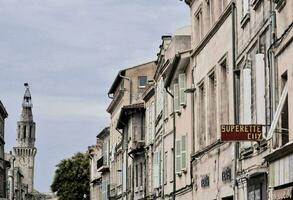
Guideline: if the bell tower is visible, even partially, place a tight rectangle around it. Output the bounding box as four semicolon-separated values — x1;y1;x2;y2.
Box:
13;83;37;193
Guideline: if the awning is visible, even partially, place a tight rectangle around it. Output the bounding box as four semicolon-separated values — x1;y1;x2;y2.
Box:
273;186;293;200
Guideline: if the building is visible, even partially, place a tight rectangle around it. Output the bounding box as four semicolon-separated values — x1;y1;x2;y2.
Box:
0;101;8;198
89;0;293;199
184;0;237;198
5;152;28;200
264;0;293;199
13;83;37;197
116;103;146;200
96;127;110;200
88;137;103;200
106;61;156;200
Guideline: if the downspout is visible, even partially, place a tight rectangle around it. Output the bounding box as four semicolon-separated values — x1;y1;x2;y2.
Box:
231;2;239;200
267;0;278;147
165;88;176;200
119;72;132;104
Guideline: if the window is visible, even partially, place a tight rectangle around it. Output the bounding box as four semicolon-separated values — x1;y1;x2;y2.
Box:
29;125;33;138
136;164;139;187
206;0;214;28
102;140;109;166
23;125;26;139
242;0;250;16
209;72;217;143
164;152;167;184
195;10;203;44
181;135;187;170
18;125;20;138
138;76;147;88
175;140;182;174
179;73;187;106
156;78;164;117
153;151;160;188
220;60;229;124
140;163;143;187
174;83;180;112
248;184;261;200
281;72;289;146
198;83;206;147
247;175;267;200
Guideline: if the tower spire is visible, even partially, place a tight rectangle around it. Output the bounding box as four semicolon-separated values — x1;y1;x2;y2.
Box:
22;83;33;108
14;83;37;194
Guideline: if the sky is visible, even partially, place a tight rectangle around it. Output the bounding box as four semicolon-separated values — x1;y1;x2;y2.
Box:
0;0;189;193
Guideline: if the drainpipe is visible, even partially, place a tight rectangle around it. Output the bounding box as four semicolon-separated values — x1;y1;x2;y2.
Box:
119;72;132;104
267;0;278;147
231;2;239;200
165;87;176;200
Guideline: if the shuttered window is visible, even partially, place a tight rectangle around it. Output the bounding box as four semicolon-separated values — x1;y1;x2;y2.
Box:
181;135;187;170
156;79;164;117
174;83;180;112
151;102;155;140
164;152;168;184
102;179;109;200
179;73;187;106
175;140;182;173
153;152;159;188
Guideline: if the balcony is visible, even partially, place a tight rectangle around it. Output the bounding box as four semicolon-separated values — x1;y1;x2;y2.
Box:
97;156;109;173
129;140;145;155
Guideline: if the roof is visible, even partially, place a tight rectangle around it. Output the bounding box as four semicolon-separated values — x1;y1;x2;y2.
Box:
116;103;145;129
164;50;191;88
0;101;8;118
108;61;155;95
96;127;110;139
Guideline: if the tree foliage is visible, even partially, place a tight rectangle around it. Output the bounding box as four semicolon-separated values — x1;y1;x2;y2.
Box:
51;152;90;200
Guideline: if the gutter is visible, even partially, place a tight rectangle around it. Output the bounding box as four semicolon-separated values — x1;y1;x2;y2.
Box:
165;87;176;200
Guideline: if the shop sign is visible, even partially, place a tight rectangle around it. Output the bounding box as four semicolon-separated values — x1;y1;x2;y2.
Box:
221;124;263;141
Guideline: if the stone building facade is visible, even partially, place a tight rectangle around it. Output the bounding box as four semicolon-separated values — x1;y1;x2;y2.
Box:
89;0;292;199
0;101;8;198
96;127;110;200
88;138;103;200
106;61;156;200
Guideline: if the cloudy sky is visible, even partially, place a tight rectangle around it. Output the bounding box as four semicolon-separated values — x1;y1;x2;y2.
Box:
0;0;189;193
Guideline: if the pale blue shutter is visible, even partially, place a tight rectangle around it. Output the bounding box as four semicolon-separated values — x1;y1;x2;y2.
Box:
175;140;182;173
181;135;187;169
179;74;187;105
174;84;180;112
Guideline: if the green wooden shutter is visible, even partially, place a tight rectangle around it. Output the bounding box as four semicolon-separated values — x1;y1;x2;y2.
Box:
175;140;182;173
179;73;187;105
181;135;187;169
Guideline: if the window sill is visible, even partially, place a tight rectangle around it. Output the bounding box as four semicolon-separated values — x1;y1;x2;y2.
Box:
240;12;250;29
275;0;286;12
251;0;262;10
